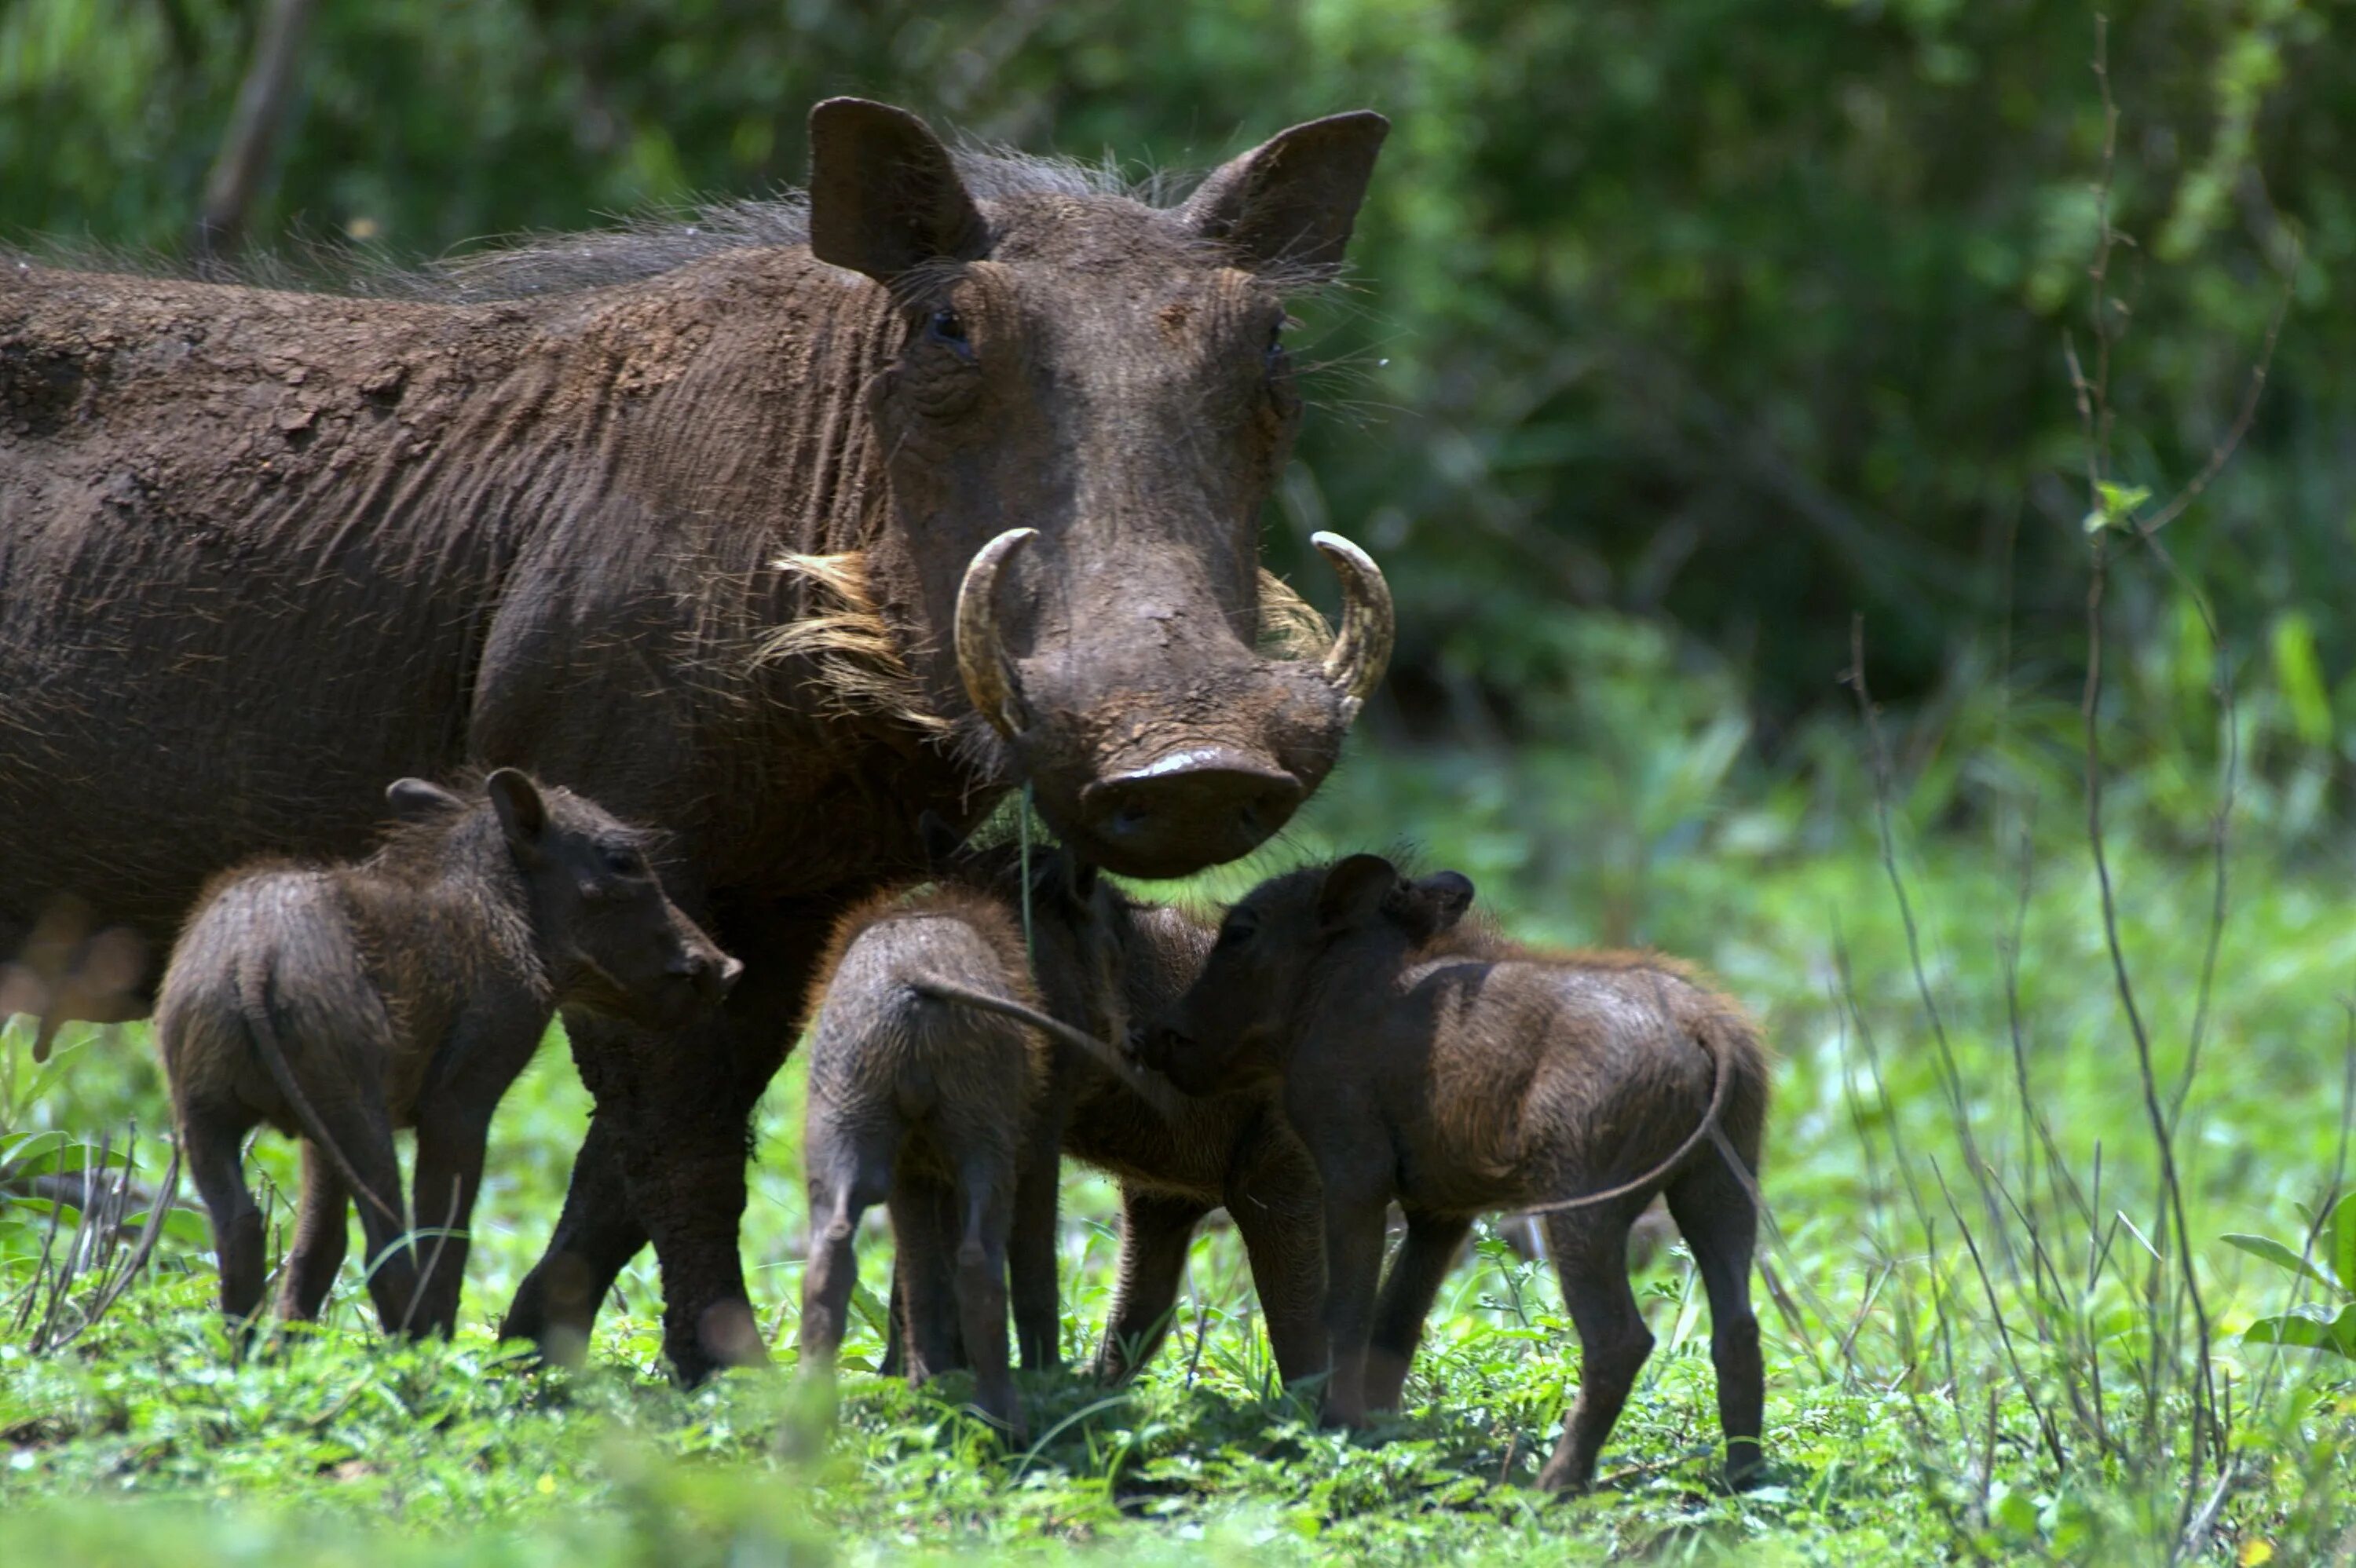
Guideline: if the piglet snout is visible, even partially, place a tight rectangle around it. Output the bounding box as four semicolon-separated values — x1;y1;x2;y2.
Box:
1132;1022;1188;1071
671;945;745;1004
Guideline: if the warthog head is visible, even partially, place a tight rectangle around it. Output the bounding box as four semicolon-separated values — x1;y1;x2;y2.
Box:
810;99;1395;879
1138;854;1476;1094
389;771;744;1029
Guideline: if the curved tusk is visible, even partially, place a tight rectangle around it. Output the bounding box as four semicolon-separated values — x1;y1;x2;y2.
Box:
954;527;1037;738
1311;531;1394;715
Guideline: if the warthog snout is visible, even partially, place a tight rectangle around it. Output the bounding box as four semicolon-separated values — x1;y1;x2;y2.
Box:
955;528;1395;879
1078;748;1304;869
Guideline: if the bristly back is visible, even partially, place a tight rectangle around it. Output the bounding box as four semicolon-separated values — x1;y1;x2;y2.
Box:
5;146;1163;305
360;771;657;886
1414;912;1709;985
800;879;1039;1038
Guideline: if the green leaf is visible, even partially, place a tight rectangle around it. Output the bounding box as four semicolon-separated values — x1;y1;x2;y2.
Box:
1988;1479;2041;1539
0;1216;53;1261
851;1278;893;1344
16;1141;134;1179
3;1197;83;1230
2242;1303;2356;1360
2221;1232;2339;1293
2331;1193;2356;1296
160;1207;214;1248
0;1131;69;1178
2271;612;2333;747
2084;481;2153;533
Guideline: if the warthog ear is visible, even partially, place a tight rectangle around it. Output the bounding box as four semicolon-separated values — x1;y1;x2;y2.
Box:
485;768;548;854
1178;111;1390;274
1317;853;1399;930
807;98;987;283
385;777;463;821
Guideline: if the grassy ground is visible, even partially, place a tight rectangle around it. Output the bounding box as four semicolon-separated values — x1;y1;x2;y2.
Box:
5;726;2354;1564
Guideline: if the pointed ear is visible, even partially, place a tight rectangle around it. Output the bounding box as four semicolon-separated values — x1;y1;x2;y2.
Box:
1316;853;1399;930
1411;871;1476;930
485;769;547;853
385;777;463;821
1178;111;1388;274
1026;846;1067;904
807;97;987;283
917;810;965;871
1030;850;1100;908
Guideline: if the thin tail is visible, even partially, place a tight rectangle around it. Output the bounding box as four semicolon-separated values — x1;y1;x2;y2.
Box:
1514;1018;1740;1219
907;977;1183;1123
233;957;401;1223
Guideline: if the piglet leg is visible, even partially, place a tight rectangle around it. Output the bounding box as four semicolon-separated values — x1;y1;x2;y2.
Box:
1537;1212;1654;1493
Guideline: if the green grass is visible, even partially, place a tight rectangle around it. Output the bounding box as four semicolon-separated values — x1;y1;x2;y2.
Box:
5;730;2355;1564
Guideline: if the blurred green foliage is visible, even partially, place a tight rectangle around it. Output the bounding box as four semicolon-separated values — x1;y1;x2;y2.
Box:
4;0;2348;744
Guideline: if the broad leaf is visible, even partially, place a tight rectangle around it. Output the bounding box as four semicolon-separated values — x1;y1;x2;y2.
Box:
2221;1232;2340;1293
851;1278;893;1344
2242;1303;2356;1360
3;1197;83;1230
160;1208;214;1248
16;1141;134;1179
0;1131;69;1177
2330;1193;2356;1296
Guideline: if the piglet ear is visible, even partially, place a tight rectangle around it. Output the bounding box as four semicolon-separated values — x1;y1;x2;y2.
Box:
917;810;965;871
485;768;548;854
1414;871;1476;930
1028;847;1098;908
385;777;463;821
1316;853;1399;930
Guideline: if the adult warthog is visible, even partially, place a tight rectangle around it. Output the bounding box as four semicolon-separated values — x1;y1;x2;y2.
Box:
0;98;1394;1380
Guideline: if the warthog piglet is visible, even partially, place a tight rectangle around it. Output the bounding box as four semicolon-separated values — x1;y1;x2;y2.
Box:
158;769;739;1339
876;828;1331;1394
796;846;1143;1444
1140;854;1770;1493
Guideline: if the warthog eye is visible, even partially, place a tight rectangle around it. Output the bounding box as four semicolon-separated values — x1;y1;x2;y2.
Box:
1266;317;1294;372
927;307;972;358
1216;913;1257;950
602;847;642;877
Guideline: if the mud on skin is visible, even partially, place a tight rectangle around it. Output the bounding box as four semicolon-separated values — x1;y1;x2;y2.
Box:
155;770;738;1340
2;97;1395;1380
871;828;1330;1394
1140;855;1772;1493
